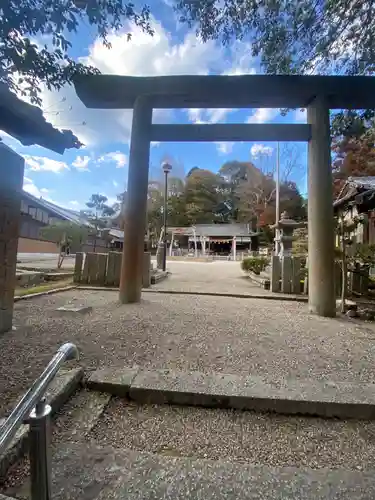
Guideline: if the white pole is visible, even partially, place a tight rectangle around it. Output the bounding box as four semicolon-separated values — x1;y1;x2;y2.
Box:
193;227;198;257
275;142;280;255
233;237;237;261
169;231;174;256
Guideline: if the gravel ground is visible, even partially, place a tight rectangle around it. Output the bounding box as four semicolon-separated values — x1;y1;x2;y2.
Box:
2;288;375;415
90;398;375;470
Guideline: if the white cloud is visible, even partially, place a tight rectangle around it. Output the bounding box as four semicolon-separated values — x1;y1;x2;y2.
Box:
246;108;279;124
69;200;80;207
207;108;234;123
215;142;235;155
151;141;161;148
113;180;119;188
23;177;43;197
186;107;236;125
72;155;90;171
39;19;256;146
186;108;206;124
99;151;128;168
294;109;307;123
23;155;69;173
250;144;274;158
23;177;55;202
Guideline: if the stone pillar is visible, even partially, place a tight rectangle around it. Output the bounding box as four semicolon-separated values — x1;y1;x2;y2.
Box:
73;252;83;283
281;256;292;294
307;96;335;317
292;257;301;294
271;255;281;292
0;144;24;333
142;251;151;288
119;96;152;303
232;237;236;261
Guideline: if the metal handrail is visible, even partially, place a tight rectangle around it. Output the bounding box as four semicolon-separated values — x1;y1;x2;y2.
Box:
0;342;79;499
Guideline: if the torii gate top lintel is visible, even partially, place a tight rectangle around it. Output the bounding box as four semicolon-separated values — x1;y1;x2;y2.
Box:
74;74;375;110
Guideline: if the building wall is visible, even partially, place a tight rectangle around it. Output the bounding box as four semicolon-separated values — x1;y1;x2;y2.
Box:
19;214;46;240
336;205;375;246
17;237;58;254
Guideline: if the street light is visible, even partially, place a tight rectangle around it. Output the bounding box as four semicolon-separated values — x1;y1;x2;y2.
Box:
162;161;172;271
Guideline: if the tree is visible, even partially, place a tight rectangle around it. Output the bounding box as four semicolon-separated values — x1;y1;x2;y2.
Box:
85;193;115;252
220;151;306;229
111;191;127;229
177;0;375;132
176;0;375;77
184;169;224;224
2;1;153;106
219;160;263;224
40;220;89;268
335;212;361;313
332;126;375;196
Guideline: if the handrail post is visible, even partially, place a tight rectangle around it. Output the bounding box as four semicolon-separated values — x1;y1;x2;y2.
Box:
29;399;52;500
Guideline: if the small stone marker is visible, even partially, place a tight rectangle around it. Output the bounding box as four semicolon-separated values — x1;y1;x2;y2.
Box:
56;305;92;314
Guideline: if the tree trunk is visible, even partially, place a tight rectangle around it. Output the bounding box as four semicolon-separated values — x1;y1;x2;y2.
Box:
340;217;347;314
57;248;65;269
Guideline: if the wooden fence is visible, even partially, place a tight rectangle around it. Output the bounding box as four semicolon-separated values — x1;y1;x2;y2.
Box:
74;251;151;287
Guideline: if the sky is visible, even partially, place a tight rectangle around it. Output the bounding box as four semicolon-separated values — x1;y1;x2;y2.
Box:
2;0;308;211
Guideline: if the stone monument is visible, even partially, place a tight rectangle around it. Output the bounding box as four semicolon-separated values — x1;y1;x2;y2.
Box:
272;211;307;257
271;212;307;293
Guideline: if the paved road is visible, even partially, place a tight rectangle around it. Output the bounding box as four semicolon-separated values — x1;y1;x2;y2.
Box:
17;253;75;269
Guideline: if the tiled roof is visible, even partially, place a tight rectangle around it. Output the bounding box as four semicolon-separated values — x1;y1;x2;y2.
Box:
348;177;375;189
0;84;81;154
334;177;375;209
169;224;255;237
22;191;92;227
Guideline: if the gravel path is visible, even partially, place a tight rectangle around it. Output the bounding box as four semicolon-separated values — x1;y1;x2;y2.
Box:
2;289;375;415
91;398;375;470
154;260;269;295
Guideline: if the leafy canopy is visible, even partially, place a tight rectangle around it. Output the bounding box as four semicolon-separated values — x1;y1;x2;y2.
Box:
2;0;153;105
40;220;89;246
85;193;115;227
176;0;375;77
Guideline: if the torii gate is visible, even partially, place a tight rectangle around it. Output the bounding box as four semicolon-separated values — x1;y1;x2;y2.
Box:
74;74;375;317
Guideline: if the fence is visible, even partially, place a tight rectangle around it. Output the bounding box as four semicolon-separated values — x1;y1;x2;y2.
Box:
74;251;151;287
270;255;370;296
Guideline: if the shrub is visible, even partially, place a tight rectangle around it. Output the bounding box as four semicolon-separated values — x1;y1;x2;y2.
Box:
241;256;269;275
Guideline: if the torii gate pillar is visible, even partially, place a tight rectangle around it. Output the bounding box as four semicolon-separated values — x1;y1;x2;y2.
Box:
307;96;336;317
119;96;152;303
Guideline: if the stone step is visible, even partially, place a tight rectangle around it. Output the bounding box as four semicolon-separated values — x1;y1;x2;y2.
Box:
8;442;375;499
86;366;375;419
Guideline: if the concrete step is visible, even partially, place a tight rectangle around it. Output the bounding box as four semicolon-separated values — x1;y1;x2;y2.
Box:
1;389;110;497
4;388;375;499
86;366;375;419
0;368;83;478
7;441;375;499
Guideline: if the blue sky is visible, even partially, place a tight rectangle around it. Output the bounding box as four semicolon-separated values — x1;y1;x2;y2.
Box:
2;0;308;211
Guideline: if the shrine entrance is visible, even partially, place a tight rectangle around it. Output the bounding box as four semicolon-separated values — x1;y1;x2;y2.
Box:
74;74;375;317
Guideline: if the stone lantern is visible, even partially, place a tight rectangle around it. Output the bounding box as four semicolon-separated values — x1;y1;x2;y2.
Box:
272;211;307;257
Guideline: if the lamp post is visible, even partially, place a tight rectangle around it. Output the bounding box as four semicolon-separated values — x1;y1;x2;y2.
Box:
275;141;280;255
162;161;172;271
